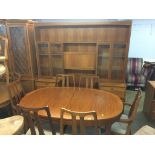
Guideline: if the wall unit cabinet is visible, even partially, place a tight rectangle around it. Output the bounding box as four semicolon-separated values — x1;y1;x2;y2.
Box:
143;81;155;120
34;21;131;99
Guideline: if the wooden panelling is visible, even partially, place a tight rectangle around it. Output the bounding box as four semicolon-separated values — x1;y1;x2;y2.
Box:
99;81;126;100
34;21;131;99
64;52;96;70
35;78;56;89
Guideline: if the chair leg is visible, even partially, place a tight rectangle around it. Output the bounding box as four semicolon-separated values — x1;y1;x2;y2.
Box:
63;125;68;133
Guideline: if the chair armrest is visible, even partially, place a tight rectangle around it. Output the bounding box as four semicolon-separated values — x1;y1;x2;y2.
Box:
124;102;132;107
119;118;132;123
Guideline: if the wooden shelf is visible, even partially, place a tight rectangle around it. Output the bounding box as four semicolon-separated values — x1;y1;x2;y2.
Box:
64;67;95;70
0;56;7;61
64;52;96;54
39;53;49;56
63;42;97;44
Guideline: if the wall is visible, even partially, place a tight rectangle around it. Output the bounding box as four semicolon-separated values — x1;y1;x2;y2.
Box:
129;19;155;62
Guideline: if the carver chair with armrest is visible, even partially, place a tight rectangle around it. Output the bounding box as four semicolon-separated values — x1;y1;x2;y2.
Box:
60;108;99;135
126;58;147;88
79;74;99;89
17;105;56;135
111;88;142;135
7;73;24;115
55;74;75;87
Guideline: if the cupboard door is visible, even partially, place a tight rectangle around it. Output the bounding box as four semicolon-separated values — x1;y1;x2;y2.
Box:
37;42;50;76
50;43;64;76
111;43;126;81
97;44;110;79
51;54;64;76
9;26;31;75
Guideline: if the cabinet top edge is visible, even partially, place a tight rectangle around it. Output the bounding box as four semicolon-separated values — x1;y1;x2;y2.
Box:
35;20;132;27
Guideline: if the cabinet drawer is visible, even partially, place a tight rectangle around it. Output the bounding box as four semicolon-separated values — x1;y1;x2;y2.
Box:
35;81;56;88
100;86;125;99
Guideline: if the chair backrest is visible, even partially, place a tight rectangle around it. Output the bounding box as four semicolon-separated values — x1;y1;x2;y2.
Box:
7;74;24;114
128;88;142;121
79;74;99;89
17;105;56;135
60;108;98;135
55;74;75;87
127;58;143;75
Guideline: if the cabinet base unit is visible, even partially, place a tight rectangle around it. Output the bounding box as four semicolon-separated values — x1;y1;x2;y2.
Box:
99;81;126;100
143;81;155;120
35;78;56;89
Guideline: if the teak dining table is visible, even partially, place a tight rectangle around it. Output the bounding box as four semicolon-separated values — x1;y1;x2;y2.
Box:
19;87;123;134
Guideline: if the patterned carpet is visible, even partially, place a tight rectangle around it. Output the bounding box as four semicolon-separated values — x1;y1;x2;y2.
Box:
125;90;155;134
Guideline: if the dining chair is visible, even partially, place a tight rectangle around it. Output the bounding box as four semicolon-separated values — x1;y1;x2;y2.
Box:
55;74;75;87
134;125;155;135
0;115;24;135
17;105;56;135
7;73;25;115
79;74;99;89
111;88;142;135
60;108;99;135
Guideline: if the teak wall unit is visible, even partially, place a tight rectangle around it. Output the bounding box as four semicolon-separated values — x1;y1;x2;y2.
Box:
6;20;37;92
34;21;131;100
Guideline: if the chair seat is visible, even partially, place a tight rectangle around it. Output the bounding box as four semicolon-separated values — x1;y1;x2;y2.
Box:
111;114;129;135
0;115;24;135
0;64;6;76
111;122;128;135
134;125;155;135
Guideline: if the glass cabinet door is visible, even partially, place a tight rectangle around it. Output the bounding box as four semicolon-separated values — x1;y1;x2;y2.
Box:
111;43;126;81
39;55;50;76
9;26;30;75
50;43;64;76
37;42;50;76
97;44;110;79
51;54;64;76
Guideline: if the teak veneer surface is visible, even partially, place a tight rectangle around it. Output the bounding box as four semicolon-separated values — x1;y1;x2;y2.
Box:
19;87;123;126
0;85;10;108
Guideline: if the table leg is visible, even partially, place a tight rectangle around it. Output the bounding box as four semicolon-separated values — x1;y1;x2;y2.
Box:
105;123;112;135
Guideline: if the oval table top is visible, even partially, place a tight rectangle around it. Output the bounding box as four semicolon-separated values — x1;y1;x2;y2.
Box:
0;115;24;135
20;87;123;127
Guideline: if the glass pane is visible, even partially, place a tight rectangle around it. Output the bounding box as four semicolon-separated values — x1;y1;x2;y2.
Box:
38;43;49;54
50;43;62;53
0;40;5;56
97;44;110;78
9;27;30;74
0;24;6;36
111;58;124;80
51;54;64;76
39;55;49;76
113;43;126;57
